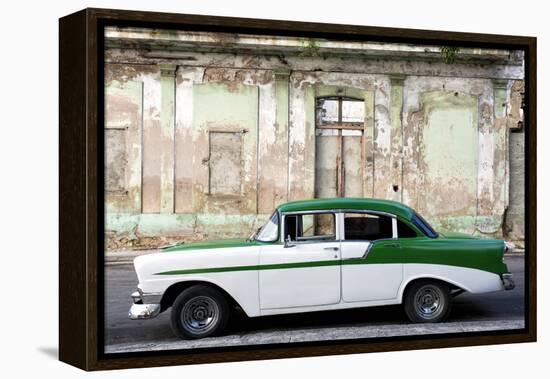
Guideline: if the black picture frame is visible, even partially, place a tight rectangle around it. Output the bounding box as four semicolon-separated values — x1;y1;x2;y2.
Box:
59;8;537;371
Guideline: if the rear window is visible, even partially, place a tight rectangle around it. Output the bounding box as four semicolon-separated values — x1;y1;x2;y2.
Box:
397;219;419;238
344;213;393;240
411;212;438;238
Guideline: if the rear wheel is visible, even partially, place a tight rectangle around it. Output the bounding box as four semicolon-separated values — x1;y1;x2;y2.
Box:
170;285;229;339
404;280;451;323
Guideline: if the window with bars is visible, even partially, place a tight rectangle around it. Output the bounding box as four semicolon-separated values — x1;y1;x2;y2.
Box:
315;96;365;128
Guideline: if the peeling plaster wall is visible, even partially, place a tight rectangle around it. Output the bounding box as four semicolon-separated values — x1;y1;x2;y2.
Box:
104;31;524;249
506;131;525;246
504;81;525;247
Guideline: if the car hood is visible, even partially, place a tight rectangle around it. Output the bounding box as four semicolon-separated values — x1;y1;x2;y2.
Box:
439;231;479;239
162;238;266;252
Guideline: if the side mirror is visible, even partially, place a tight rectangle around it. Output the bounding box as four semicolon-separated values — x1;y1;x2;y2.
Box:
284;235;295;248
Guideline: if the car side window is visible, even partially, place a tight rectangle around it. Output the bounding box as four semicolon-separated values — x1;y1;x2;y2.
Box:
397;219;419;238
344;213;393;240
284;213;335;243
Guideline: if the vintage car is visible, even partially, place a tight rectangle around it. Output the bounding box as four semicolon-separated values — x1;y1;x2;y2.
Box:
129;198;515;339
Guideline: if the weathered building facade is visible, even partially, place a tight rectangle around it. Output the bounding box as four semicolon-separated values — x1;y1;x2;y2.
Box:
104;27;525;249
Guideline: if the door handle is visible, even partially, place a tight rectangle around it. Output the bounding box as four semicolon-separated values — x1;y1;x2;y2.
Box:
323;247;339;251
382;243;401;248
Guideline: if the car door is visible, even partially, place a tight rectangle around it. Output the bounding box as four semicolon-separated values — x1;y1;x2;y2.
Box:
340;211;404;302
259;212;341;310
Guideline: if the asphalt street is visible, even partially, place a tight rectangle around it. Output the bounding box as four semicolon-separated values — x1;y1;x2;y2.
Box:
104;256;525;353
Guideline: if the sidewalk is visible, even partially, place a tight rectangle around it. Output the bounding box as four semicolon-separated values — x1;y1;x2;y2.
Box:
105;318;525;353
105;249;158;266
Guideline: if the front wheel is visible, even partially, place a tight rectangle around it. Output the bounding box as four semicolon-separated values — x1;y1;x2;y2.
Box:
404;280;452;323
170;285;229;339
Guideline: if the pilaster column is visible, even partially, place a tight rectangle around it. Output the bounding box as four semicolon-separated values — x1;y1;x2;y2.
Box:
160;64;177;213
389;74;406;201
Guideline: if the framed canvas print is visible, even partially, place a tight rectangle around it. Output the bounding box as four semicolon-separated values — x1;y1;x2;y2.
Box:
59;8;537;371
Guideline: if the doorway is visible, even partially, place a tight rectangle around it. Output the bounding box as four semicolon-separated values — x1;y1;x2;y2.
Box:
314;96;365;199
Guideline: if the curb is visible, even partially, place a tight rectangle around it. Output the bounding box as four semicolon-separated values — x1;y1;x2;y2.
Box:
105;318;525;353
505;249;525;257
105;249;158;266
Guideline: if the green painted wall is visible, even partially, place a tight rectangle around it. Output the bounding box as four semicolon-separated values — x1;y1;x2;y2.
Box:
419;91;478;228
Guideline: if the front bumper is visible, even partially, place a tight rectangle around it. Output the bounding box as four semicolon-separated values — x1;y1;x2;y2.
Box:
502;273;515;290
128;290;162;320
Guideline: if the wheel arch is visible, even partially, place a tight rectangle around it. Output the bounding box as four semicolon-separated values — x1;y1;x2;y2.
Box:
398;275;468;303
160;280;250;316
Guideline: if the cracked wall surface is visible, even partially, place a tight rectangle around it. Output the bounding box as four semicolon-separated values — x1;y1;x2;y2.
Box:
104;27;525;249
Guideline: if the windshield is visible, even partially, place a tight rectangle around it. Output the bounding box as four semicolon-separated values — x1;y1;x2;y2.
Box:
255;211;280;242
411;212;438;238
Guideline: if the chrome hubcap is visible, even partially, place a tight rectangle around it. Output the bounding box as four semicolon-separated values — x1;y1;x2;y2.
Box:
181;296;219;335
414;285;444;319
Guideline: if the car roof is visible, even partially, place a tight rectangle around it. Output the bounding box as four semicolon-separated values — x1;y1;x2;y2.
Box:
276;197;415;220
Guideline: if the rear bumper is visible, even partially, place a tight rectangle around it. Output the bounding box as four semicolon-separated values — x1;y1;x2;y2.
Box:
128;290;162;320
502;273;515;290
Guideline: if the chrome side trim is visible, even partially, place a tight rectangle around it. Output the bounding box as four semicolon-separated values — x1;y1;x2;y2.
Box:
131;291;142;304
362;243;374;259
132;289;163;304
141;293;163;304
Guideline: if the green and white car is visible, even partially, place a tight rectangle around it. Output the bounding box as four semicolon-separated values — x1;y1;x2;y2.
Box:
129;198;515;339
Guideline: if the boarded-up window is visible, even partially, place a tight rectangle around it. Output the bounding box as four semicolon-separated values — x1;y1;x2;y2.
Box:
104;79;143;212
105;128;127;193
209;132;242;195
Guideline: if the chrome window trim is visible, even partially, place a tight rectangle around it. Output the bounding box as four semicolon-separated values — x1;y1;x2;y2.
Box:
255;210;280;243
363;242;374;259
340;210;397;240
338;210;397;259
284;239;340;246
279;208;399;245
282;208;397;218
280;211;338;244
